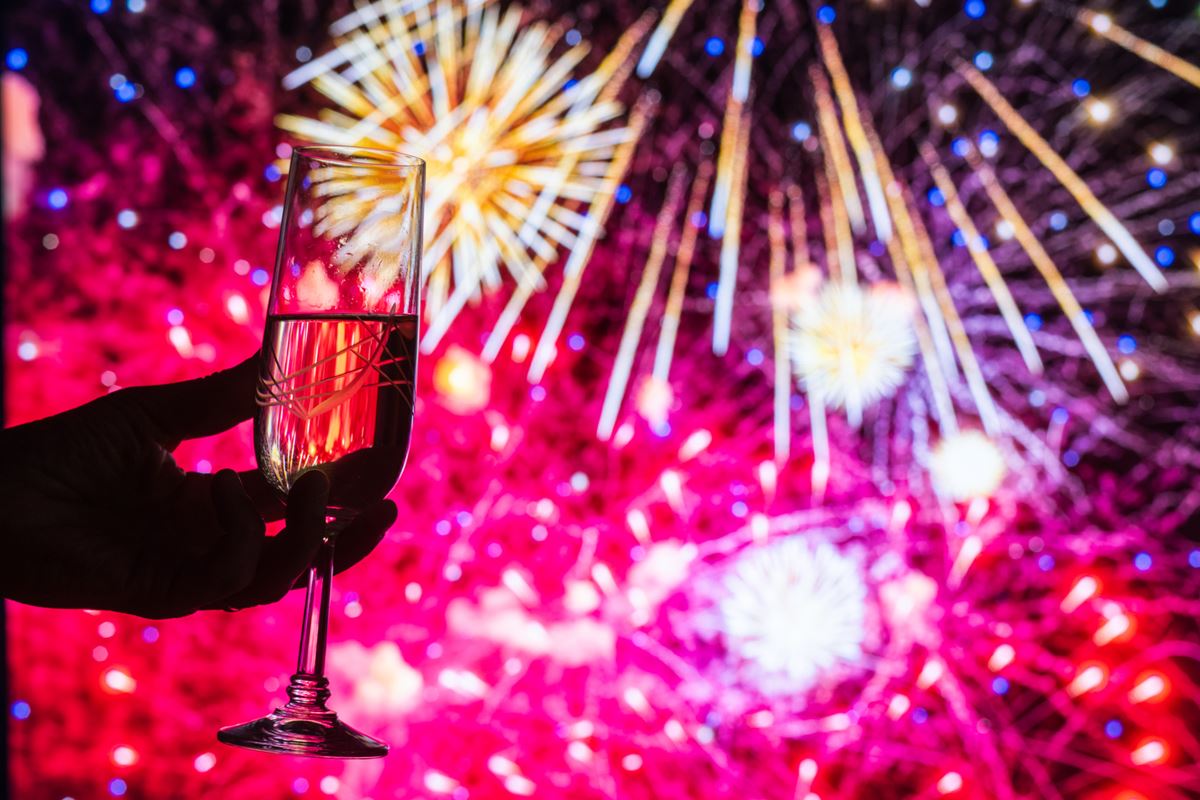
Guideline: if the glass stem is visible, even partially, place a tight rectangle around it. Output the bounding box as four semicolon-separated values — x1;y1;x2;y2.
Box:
297;534;334;676
282;533;336;716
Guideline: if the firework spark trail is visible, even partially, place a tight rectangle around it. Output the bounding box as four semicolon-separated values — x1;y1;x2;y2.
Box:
1077;9;1200;90
815;24;892;243
597;164;689;441
527;94;655;383
713;109;752;357
768;188;791;465
635;0;697;78
814;164;841;282
710;0;759;357
954;59;1167;293
920;142;1043;375
810;65;866;239
962;144;1129;403
786;183;811;272
652;160;714;383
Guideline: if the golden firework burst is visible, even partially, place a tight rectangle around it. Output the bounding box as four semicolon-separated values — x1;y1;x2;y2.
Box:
790;281;918;427
278;0;636;350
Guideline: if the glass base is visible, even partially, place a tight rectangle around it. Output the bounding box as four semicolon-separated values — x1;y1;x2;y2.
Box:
218;674;388;759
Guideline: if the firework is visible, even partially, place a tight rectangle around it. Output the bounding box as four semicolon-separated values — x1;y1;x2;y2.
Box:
278;0;639;351
790;282;918;428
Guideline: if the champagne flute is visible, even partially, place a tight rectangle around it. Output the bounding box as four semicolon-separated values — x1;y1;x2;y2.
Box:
218;145;424;758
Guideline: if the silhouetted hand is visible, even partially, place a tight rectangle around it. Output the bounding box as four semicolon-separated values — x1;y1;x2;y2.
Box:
0;356;397;618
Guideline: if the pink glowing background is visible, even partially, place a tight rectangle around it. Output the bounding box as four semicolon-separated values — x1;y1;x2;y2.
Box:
5;1;1200;799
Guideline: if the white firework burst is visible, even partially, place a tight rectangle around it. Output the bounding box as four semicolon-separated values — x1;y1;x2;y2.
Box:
790;281;917;426
718;536;867;694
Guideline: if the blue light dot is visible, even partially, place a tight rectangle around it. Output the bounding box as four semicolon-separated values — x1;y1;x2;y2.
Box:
1117;335;1136;354
964;0;986;19
746;348;764;366
174;67;196;89
531;385;547;402
912;707;929;724
567;333;585;351
952;230;967;248
1024;313;1043;332
615;184;632;204
1028;389;1046;407
691;210;708;228
142;626;159;643
48;188;69;210
1062;450;1080;468
166;308;184;326
1189;550;1200;568
456;510;473;526
435;520;451;536
791;121;813;141
6;48;28;71
563;78;578;91
264;164;281;182
927;188;945;207
706;282;719;300
1105;719;1124;738
1037;554;1055;571
250;268;270;286
1049;212;1068;231
127;0;146;11
115;83;136;102
11;701;31;720
1149;0;1166;7
1051;407;1069;425
751;37;764;57
991;677;1009;695
952;138;970;157
974;51;994;70
117;209;138;228
295;46;312;62
1155;246;1175;267
1147;168;1167;189
979;130;1000;147
731;500;749;518
1190;212;1200;235
817;6;836;24
1083;309;1095;324
565;29;581;47
1134;552;1152;571
1072;79;1091;98
109;779;127;797
293;778;310;793
168;231;187;250
652;420;672;437
705;37;725;57
1158;219;1175;236
890;67;913;89
413;41;426;56
91;0;112;13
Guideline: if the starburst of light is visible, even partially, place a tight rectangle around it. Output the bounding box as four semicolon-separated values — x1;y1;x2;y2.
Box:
790;281;917;427
716;536;867;694
930;430;1006;502
278;0;637;351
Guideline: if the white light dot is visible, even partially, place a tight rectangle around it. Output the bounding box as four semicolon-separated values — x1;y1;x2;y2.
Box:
127;0;146;11
937;771;964;794
1150;143;1174;165
168;231;187;249
98;621;117;638
111;746;138;766
193;752;216;773
319;776;340;795
42;233;60;250
117;209;138;228
1096;243;1118;265
345;600;363;618
621;753;643;771
1091;13;1112;33
93;646;109;662
405;582;422;602
198;247;215;263
937;104;958;125
994;220;1014;241
1087;99;1113;124
569;472;589;492
101;370;118;386
891;67;912;89
1119;359;1140;381
17;341;38;361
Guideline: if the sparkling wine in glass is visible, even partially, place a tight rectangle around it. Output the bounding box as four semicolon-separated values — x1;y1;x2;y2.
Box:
218;145;424;759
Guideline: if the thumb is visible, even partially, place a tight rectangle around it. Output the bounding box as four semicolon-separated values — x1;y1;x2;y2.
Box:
119;353;260;448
